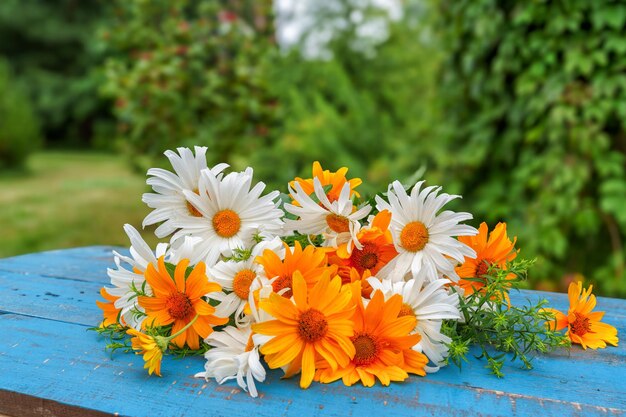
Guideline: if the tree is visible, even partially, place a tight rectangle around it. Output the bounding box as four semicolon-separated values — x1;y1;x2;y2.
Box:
0;0;113;146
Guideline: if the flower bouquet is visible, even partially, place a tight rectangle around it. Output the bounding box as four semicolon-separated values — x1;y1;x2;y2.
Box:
95;147;618;397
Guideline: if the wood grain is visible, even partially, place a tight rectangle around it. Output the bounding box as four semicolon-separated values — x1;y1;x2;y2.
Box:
0;247;625;417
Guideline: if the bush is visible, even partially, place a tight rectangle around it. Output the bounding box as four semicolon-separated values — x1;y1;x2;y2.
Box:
101;0;279;173
0;59;41;169
435;0;626;296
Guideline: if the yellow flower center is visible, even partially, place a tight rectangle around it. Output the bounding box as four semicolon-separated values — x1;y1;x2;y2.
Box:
298;308;328;343
571;312;591;336
400;221;429;252
212;209;241;238
186;189;203;217
398;303;416;318
232;269;256;300
352;333;380;366
326;213;350;233
166;291;193;320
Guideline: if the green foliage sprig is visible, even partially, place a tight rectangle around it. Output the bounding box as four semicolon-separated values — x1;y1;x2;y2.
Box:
91;320;209;359
443;260;570;377
281;232;324;249
90;324;133;355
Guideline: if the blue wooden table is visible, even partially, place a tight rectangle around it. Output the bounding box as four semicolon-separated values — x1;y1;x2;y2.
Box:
0;246;625;417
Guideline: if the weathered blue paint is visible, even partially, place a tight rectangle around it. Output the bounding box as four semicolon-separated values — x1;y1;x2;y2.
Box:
0;246;120;282
0;247;625;417
0;270;104;326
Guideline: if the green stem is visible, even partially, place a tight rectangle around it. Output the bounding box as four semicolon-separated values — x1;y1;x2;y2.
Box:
166;314;199;342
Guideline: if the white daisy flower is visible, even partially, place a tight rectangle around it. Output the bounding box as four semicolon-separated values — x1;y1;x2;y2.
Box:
195;325;266;397
285;178;371;251
172;167;284;266
209;237;285;325
375;180;477;281
142;146;228;238
368;269;461;371
106;224;167;329
166;235;204;265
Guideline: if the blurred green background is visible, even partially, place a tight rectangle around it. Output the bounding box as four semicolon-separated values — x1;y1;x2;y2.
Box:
1;0;625;297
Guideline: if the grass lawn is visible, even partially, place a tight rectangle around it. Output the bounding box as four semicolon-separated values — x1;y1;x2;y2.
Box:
0;151;160;258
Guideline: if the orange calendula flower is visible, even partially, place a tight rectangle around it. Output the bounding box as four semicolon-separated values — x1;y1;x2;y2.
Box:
138;256;227;350
545;281;618;350
127;328;165;376
252;270;356;389
456;222;517;295
255;241;336;298
316;282;427;387
330;210;398;286
346;268;375;299
290;161;362;204
96;287;121;327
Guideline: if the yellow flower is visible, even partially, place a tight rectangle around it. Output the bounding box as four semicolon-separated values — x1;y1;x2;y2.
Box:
545;281;618;349
289;161;362;204
252;270;356;389
316;282;427;387
255;241;335;298
127;328;165;376
456;222;518;296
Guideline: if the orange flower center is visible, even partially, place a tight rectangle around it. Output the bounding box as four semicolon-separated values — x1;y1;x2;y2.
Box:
186;189;203;217
352;333;381;366
166;291;193;320
212;209;241;238
298;308;328;343
475;259;492;277
272;274;293;298
398;303;416;318
359;253;378;269
232;269;255;300
326;213;350;233
352;243;379;271
570;312;591;336
400;221;429;252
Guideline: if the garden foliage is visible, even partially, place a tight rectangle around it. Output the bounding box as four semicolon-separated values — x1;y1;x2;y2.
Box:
435;0;626;295
0;0;113;147
101;0;279;173
0;59;41;169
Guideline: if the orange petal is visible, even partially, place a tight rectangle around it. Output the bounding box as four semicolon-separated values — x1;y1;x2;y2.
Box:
300;344;316;389
292;271;309;310
253;320;297;336
174;258;190;292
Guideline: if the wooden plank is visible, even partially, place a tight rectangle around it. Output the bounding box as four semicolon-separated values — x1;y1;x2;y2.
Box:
0;312;624;417
0;247;625;416
0;246;120;283
0;270;103;326
0;391;110;417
